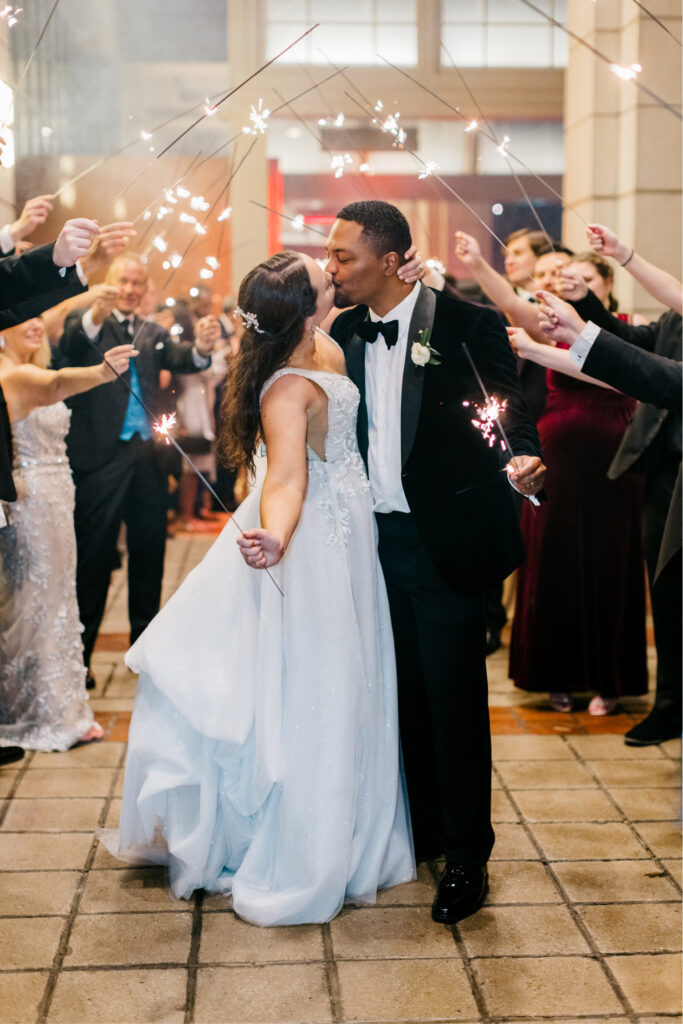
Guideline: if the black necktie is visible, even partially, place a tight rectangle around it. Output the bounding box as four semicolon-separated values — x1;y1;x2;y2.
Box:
121;318;133;337
356;318;399;350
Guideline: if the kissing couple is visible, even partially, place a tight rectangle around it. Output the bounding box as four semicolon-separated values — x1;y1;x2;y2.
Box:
105;200;544;927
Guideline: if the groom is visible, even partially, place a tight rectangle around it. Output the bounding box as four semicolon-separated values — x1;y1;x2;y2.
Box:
326;201;545;923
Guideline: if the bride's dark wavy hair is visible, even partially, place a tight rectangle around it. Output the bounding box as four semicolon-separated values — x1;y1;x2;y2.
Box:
217;251;317;475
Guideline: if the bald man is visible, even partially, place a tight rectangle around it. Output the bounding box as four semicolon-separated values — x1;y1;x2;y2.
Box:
56;254;218;680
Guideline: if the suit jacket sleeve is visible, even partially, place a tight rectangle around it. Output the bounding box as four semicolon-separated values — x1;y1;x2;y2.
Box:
160;335;206;374
0;243;87;330
571;290;658;351
54;309;100;368
583;328;682;413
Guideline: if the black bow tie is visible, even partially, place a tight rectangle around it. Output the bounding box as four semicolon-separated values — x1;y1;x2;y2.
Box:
356;318;399;349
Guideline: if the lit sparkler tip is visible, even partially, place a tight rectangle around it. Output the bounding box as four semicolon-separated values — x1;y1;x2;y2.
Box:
205;256;219;270
497;135;511;156
195;223;207;235
152;235;168;253
330;152;352;178
374;100;384;112
0;5;22;28
141;130;152;141
418;161;439;180
609;62;642;81
291;213;305;231
179;212;198;225
190;195;210;212
176;186;190;199
334;112;345;127
242;98;271;136
203;97;218;116
40;125;53;138
153;412;177;445
199;268;214;279
142;211;152;221
464;119;478;133
217;205;232;222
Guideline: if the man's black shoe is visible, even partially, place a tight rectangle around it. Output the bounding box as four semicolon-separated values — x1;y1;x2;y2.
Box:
485;628;501;656
625;709;682;746
432;863;488;924
85;672;96;691
0;746;25;766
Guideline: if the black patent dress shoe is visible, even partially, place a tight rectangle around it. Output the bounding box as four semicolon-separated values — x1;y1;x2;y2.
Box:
624;709;682;746
432;863;488;924
85;672;96;691
0;746;25;766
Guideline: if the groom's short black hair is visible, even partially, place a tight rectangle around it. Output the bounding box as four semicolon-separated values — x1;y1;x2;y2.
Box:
336;201;412;264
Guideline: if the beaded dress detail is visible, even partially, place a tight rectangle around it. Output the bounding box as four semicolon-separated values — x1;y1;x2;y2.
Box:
112;368;414;926
0;403;93;750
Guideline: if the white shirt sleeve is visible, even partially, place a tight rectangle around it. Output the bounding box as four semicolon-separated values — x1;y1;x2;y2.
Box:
569;320;601;369
0;224;14;255
81;308;102;341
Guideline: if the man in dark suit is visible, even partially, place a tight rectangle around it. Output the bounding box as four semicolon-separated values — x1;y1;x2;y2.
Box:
326;201;545;924
543;288;682;746
56;254;217;680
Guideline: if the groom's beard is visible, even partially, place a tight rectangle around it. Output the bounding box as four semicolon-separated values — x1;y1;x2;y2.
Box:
333;286;354;309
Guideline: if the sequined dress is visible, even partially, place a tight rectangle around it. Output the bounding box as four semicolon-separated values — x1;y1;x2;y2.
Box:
112;368;415;925
0;403;94;750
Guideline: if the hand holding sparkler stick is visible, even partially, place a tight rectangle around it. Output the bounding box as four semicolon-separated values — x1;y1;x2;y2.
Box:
9;195;55;245
80;222;136;280
194;316;221;356
237;528;285;570
100;344;138;382
52;219;100;268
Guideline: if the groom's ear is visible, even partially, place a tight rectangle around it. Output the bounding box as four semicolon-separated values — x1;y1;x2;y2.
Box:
382;251;400;276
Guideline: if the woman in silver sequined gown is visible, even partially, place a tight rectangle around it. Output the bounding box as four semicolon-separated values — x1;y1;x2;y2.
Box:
0;319;134;750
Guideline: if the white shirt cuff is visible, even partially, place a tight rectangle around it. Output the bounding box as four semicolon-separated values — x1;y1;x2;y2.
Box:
569;321;600;369
75;259;88;287
192;347;211;369
82;307;101;341
0;224;14;255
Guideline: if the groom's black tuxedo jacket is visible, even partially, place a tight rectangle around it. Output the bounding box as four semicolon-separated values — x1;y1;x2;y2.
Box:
330;283;542;592
55;311;204;474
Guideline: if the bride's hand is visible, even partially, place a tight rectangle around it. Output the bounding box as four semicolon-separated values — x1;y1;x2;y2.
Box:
237;528;284;569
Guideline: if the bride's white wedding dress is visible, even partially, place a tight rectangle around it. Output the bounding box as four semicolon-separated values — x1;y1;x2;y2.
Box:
111;367;415;926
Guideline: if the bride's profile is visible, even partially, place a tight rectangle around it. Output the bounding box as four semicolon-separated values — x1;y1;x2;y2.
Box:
108;249;415;926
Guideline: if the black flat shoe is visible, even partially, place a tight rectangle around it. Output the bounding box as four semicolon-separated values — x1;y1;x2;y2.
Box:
625;709;682;746
432;863;488;925
0;746;25;766
85;672;96;691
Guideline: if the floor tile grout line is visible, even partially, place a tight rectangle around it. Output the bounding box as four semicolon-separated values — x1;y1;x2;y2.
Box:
0;750;35;828
321;921;345;1024
565;743;683;895
183;890;203;1024
35;743;127;1024
492;760;639;1023
426;859;488;1023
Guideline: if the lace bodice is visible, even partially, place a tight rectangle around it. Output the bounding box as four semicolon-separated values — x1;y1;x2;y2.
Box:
12;402;71;471
260;368;371;545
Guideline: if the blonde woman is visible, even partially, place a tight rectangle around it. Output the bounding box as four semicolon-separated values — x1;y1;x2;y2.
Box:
0;318;134;750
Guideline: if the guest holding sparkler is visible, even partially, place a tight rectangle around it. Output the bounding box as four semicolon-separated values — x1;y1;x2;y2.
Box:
0;318;135;751
55;254;218;688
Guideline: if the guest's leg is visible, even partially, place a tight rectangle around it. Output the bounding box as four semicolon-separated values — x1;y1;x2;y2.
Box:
73;448;134;667
123;440;168;644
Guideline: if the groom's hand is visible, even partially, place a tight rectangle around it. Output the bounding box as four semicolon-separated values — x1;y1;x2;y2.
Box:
506;455;546;497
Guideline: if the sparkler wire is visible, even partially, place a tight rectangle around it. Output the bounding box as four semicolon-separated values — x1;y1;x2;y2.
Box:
632;0;682;46
2;0;62;130
461;342;540;507
86;333;284;596
517;0;682;121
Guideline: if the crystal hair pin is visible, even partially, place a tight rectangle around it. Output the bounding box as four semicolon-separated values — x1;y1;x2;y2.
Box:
235;306;265;334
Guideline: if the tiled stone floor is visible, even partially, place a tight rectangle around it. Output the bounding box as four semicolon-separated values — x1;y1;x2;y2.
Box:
1;524;680;1024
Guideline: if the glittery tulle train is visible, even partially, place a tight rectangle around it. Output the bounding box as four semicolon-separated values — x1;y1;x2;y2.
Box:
109;370;415;925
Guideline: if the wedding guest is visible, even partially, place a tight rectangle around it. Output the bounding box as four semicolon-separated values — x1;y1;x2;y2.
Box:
0;318;135;750
563;250;649;324
562;223;682;744
55;254;218;685
503;227;552;300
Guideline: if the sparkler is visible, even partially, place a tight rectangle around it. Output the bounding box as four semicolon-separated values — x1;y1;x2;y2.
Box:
249;201;328;238
517;0;682;122
2;0;61;129
90;341;284;596
462;343;540;506
631;0;682;47
242;98;271;136
98;23;322;220
330;152;352;178
0;6;22;28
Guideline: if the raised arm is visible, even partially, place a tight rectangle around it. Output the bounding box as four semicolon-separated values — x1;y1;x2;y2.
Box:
454;231;545;340
1;345;136;422
587;223;683;314
236;374;314;569
507;326;613;390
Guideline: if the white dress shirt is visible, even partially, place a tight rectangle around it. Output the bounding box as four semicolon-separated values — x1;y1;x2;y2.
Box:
364;282;421;513
568;320;601;369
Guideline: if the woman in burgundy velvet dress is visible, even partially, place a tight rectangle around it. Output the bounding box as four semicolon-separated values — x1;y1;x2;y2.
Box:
509;360;647;713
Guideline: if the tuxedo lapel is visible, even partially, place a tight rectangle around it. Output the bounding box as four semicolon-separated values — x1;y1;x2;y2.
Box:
345;323;369;468
401;284;435;467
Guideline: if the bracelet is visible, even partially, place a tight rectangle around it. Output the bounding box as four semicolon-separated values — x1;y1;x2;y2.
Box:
620;247;635;268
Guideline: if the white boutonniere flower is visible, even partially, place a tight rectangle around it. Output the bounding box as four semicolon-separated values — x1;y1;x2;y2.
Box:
411;327;441;367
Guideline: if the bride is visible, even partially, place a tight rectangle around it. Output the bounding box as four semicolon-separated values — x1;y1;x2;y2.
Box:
111;250;415;926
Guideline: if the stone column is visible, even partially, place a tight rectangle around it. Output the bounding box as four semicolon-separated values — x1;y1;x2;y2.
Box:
563;0;682;320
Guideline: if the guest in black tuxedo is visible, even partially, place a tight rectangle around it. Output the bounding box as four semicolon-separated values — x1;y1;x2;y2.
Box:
326;201;544;924
55;255;217;680
535;287;682;746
